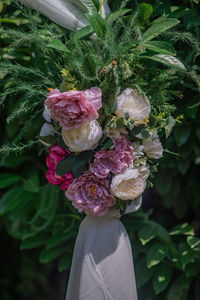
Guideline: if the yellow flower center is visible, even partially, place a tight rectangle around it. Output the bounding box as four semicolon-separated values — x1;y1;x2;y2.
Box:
67;88;77;92
89;185;96;196
141;116;149;124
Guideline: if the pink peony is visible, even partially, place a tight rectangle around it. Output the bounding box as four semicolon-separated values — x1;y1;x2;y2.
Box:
90;136;133;178
45;87;102;129
46;145;74;191
65;171;116;216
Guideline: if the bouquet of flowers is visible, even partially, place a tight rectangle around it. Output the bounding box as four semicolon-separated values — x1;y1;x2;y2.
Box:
41;85;164;217
2;1;192;299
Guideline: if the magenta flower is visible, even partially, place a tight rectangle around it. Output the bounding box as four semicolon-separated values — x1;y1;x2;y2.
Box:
90;136;133;178
65;171;116;216
45;87;102;129
46;145;74;191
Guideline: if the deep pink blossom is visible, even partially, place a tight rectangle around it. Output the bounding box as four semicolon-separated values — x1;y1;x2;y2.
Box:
46;145;74;190
90;136;133;178
45;87;102;129
65;171;116;216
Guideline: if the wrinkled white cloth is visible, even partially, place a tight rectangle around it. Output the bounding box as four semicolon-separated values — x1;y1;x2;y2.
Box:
19;0;110;30
65;196;142;300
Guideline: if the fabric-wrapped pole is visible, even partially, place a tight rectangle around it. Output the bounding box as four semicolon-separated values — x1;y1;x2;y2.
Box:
65;196;142;300
19;0;110;31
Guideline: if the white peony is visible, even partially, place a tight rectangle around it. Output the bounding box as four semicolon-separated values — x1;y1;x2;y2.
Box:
116;88;151;124
62;120;102;152
110;165;150;200
143;137;163;159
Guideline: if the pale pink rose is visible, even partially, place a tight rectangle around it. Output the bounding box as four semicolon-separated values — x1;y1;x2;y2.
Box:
45;87;102;129
66;171;116;216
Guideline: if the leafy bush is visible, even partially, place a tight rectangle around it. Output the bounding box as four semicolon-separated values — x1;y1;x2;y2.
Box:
0;1;200;299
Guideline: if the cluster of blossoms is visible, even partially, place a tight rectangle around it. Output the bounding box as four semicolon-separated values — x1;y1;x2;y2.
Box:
40;86;163;217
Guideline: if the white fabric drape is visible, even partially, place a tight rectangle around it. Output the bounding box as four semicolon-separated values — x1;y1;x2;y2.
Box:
19;0;110;30
65;196;142;300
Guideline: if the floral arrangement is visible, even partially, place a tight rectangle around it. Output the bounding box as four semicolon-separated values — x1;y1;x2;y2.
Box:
2;0;187;218
41;85;163;217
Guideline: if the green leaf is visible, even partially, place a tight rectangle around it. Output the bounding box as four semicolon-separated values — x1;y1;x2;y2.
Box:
185;96;200;119
153;263;172;295
58;253;72;271
174;126;191;147
0;188;32;215
23;175;39;193
73;25;94;39
46;231;76;249
116;118;124;129
47;40;70;53
177;159;189;175
135;257;155;288
28;184;58;231
144;41;176;56
146;243;168;268
0;173;21;188
56;156;76;176
78;0;99;15
20;235;47;249
106;9;132;24
186;263;200;277
86;13;107;40
138;225;156;245
167;276;191;300
101;137;114;150
72;151;93;177
142;18;180;42
39;246;66;264
141;129;151;139
187;236;200;249
170;223;194;236
178;242;194;270
139;3;153;24
142;54;185;69
168;6;190;19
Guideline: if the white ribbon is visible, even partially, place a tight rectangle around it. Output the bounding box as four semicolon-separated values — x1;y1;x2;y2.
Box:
19;0;110;30
65;197;142;300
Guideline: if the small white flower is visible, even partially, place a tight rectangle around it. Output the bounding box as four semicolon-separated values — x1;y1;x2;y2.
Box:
116;88;151;125
39;122;58;146
42;105;51;122
110;165;150;200
143;137;163;159
62;120;102;152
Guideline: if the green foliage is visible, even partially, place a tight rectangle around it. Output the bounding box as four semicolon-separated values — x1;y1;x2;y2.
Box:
1;0;200;299
122;210;200;299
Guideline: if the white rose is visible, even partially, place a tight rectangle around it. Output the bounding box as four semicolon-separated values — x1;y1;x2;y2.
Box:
143;137;163;159
62;120;102;152
110;165;150;200
116;88;151;124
